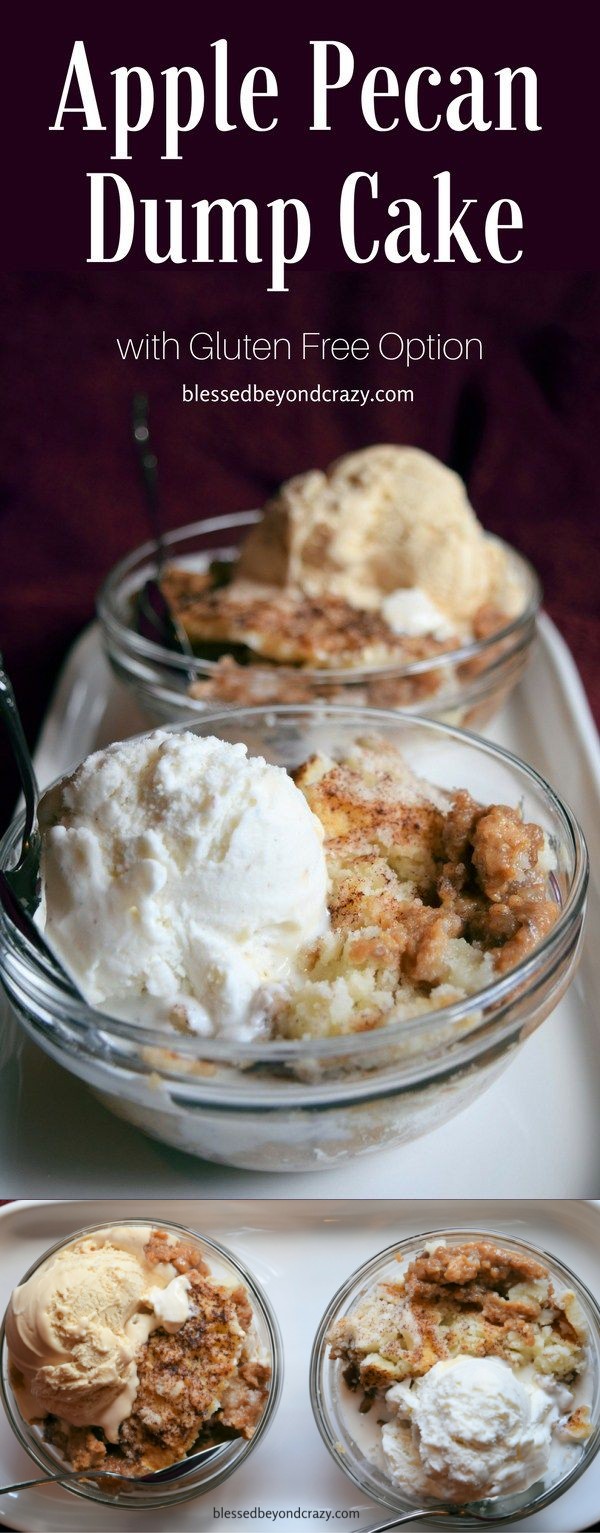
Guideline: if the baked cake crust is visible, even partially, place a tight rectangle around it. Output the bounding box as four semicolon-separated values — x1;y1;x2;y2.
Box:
328;1240;587;1404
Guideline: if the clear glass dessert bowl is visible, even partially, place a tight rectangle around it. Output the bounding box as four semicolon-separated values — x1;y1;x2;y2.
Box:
97;512;541;730
0;706;588;1173
310;1227;600;1527
0;1217;282;1509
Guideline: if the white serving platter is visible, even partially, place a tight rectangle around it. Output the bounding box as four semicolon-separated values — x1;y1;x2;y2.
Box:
0;616;599;1198
0;1199;599;1533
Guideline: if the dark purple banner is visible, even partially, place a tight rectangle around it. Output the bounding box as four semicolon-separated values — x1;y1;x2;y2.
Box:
2;0;597;276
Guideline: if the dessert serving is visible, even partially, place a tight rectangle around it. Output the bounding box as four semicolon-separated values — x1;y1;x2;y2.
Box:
0;706;587;1170
3;1223;274;1482
98;445;540;726
162;445;525;704
38;726;558;1040
313;1232;599;1518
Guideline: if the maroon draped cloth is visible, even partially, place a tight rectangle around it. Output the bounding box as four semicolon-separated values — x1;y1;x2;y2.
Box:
0;268;598;813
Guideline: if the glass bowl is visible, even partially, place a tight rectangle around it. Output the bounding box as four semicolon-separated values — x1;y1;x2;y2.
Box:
97;512;541;730
0;707;588;1172
310;1226;600;1526
0;1217;282;1509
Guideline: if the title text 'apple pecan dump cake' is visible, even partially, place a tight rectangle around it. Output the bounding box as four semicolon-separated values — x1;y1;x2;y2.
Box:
154;446;527;707
38;728;558;1042
327;1240;592;1503
5;1226;271;1475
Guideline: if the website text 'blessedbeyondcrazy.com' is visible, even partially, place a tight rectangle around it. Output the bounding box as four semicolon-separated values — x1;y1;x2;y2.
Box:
212;1508;361;1522
182;383;415;406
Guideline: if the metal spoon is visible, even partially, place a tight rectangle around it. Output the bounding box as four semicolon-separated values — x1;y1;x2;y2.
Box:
0;1437;235;1493
131;394;196;679
365;1513;449;1528
365;1505;530;1529
0;660;84;996
0;663;40;915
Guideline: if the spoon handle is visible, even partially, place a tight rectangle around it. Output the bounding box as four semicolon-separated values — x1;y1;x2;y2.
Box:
0;664;39;838
132;393;165;568
0;872;48;954
0;1441;227;1493
0;1468;122;1492
366;1514;447;1529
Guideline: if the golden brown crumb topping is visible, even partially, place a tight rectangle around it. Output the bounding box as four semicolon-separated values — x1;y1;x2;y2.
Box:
408;1241;546;1287
161;568;440;668
328;1241;587;1397
144;1229;210;1276
438;793;558;975
158;559;519;713
102;1271;264;1472
272;742;558;1038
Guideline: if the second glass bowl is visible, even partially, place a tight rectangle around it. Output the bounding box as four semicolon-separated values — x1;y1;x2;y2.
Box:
310;1227;600;1526
97;512;541;730
0;1218;283;1510
0;706;588;1172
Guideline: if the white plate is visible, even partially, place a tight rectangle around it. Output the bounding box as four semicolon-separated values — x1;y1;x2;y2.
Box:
0;1199;599;1533
1;618;599;1198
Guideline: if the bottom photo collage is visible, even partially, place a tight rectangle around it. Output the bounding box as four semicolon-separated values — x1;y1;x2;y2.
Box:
0;1201;598;1532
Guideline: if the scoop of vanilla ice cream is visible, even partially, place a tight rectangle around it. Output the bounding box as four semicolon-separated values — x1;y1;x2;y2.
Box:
382;1356;571;1503
5;1226;191;1440
381;587;455;639
238;445;508;624
39;730;329;1038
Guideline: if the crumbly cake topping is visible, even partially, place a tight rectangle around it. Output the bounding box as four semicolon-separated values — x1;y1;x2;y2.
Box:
268;739;557;1038
41;1232;270;1476
161;568;448;669
328;1241;588;1399
157;549;519;707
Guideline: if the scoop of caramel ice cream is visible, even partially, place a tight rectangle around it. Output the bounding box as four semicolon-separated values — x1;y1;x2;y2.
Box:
5;1227;188;1440
238;445;508;625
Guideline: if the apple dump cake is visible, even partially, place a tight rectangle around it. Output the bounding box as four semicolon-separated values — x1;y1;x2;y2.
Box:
5;1225;271;1476
151;446;528;708
38;728;558;1042
327;1239;592;1503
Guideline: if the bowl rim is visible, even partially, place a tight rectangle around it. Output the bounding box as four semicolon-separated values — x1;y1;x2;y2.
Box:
0;704;588;1073
0;1216;283;1507
309;1224;600;1524
96;511;543;685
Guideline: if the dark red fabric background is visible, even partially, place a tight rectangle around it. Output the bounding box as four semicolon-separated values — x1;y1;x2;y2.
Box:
0;267;599;815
